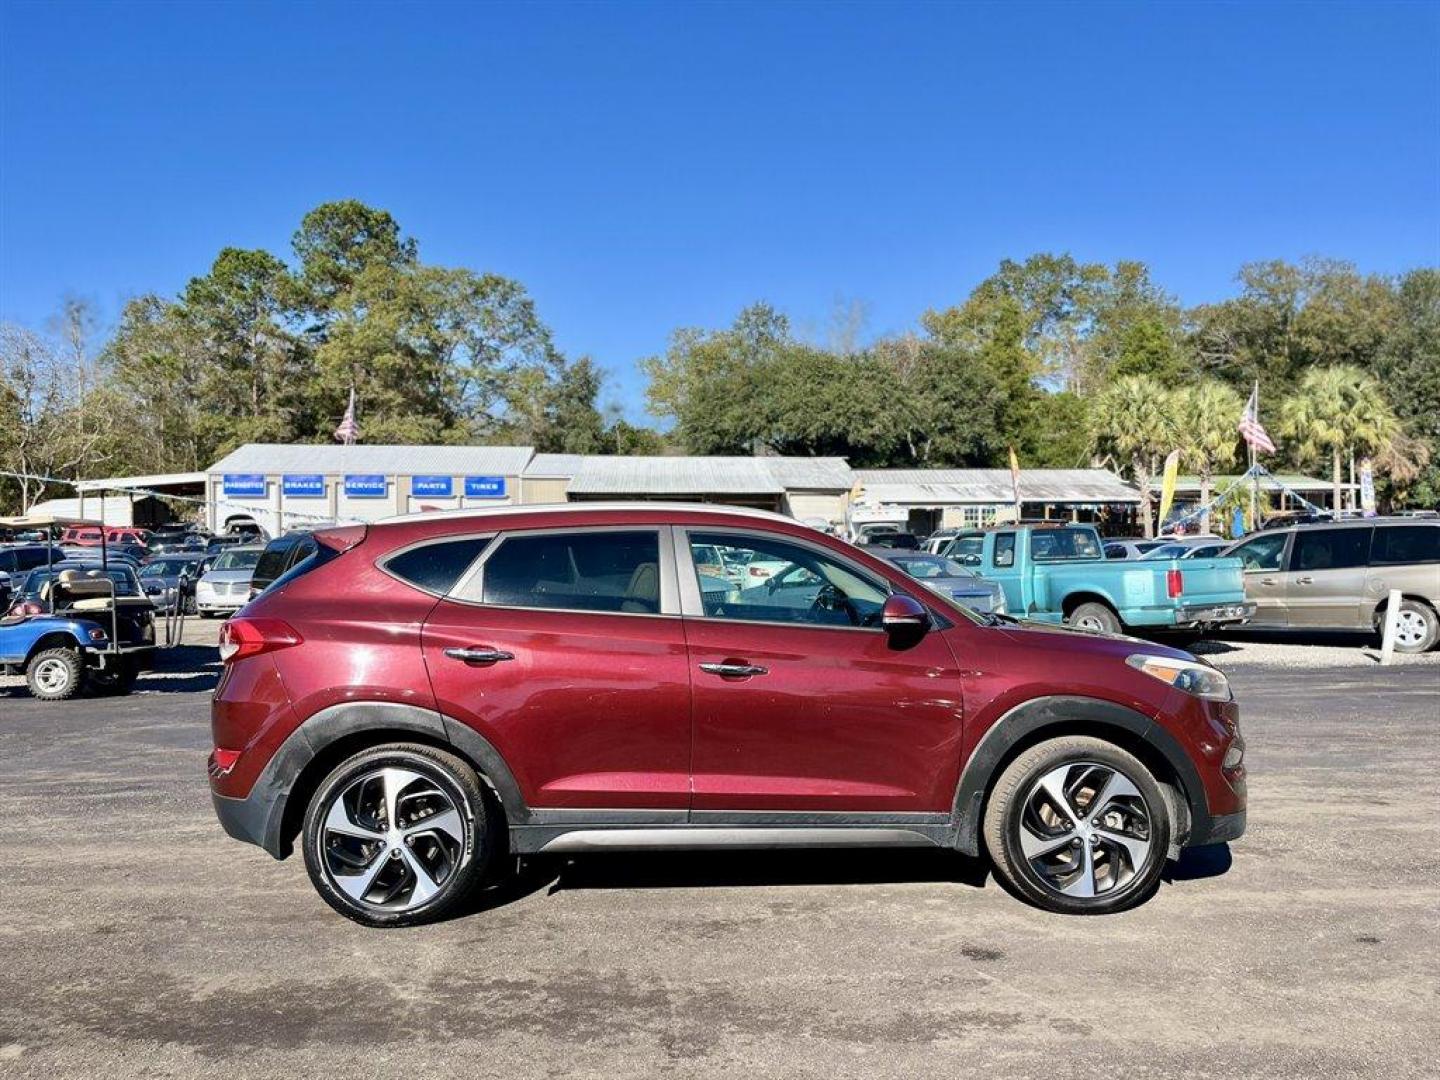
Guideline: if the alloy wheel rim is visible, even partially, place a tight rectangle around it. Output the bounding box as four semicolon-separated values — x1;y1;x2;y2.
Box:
321;767;466;912
1395;610;1426;647
1016;761;1154;900
1074;614;1105;632
33;658;72;694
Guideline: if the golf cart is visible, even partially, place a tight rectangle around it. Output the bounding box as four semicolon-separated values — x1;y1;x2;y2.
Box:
0;514;164;700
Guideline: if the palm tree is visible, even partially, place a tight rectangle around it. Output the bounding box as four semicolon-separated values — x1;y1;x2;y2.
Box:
1171;381;1244;532
1278;366;1400;512
1090;375;1171;537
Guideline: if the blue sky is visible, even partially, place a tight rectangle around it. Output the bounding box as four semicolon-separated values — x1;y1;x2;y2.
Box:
2;1;1437;420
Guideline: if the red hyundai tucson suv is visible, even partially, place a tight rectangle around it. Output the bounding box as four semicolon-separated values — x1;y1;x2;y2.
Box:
210;504;1246;926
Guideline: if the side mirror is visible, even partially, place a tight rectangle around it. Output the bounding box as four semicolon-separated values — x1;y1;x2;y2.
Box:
881;594;930;640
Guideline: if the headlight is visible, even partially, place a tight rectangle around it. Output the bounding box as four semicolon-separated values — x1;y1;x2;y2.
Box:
1126;654;1232;701
992;593;1007;615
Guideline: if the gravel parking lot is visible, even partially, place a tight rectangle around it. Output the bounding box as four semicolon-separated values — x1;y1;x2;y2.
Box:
1;632;1436;1079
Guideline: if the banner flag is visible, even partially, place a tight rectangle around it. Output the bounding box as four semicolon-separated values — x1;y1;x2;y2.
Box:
1157;450;1181;528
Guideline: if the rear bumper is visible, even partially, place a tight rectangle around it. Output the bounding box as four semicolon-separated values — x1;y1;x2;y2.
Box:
212;784;290;859
1175;602;1255;627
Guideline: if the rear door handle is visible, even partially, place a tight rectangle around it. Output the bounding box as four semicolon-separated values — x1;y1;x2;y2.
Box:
1260;577;1277;586
699;662;768;678
1296;576;1314;585
444;647;515;665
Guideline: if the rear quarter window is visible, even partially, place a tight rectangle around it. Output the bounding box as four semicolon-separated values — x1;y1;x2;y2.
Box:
1371;525;1440;565
382;537;490;596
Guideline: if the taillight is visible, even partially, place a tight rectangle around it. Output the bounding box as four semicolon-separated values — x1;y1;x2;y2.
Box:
14;601;44;616
218;617;303;662
1167;568;1184;598
209;748;242;777
749;566;766;577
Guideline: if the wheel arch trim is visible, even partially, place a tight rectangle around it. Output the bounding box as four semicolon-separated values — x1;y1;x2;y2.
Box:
227;701;529;860
949;694;1210;857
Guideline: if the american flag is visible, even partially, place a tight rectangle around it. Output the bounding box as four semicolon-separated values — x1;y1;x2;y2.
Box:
1238;382;1275;454
333;387;360;445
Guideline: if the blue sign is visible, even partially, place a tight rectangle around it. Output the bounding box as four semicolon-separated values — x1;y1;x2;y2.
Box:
282;474;325;498
411;475;454;498
222;474;266;498
465;475;507;499
344;474;388;498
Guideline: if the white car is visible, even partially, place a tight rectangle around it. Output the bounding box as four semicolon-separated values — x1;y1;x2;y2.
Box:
195;545;264;617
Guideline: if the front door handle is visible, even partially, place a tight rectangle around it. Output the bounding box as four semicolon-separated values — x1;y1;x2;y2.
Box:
1296;576;1314;585
699;662;768;678
1259;577;1277;586
444;647;515;665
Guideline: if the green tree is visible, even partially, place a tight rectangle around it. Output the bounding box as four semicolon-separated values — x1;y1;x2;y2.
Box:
1278;365;1401;512
293;199;417;310
1170;381;1244;532
1089;375;1172;536
1373;269;1440;505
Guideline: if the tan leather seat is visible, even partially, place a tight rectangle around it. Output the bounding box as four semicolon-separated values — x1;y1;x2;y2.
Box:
621;562;659;613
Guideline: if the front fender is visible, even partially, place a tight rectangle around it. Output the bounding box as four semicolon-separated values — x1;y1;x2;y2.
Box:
949;694;1209;857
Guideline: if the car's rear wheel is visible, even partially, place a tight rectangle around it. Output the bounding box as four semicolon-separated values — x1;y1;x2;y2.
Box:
89;656;139;696
1066;601;1121;635
302;743;492;927
25;647;85;701
1389;599;1439;654
984;736;1170;915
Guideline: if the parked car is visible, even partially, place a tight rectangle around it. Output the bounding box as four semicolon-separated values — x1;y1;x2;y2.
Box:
1103;539;1166;560
941;523;1253;636
0;544;66;576
205;535;245;555
249;532;319;598
1139;536;1228;560
850;521;904;545
195;545;264;617
1181;543;1231;560
59;525;151;547
3;565;156;698
923;528;959;554
1222;519;1440;652
209;504;1246;926
876;551;1007;614
138;554;210;613
861;531;921;550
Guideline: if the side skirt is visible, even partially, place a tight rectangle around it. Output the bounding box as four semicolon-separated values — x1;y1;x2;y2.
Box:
510;810;954;854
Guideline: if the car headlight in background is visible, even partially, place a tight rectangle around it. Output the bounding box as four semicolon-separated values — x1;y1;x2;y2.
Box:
992;593;1007;615
1125;654;1232;701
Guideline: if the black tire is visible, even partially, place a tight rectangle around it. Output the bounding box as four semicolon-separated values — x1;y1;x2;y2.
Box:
1389;599;1439;654
89;657;139;696
983;736;1170;915
25;646;85;701
302;743;494;927
1066;601;1122;635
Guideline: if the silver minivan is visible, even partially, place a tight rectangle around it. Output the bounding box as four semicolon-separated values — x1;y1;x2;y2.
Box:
1224;520;1440;652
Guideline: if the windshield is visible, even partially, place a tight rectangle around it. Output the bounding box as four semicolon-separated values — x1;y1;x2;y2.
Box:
22;568;142;598
213;549;262;571
1030;529;1102;561
894;555;975;580
140;559;200;577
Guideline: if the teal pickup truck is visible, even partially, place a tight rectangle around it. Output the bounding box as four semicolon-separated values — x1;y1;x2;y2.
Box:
940;523;1254;636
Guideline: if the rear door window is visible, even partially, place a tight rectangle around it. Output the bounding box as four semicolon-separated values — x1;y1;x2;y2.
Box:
383;537;490;596
1371;525;1440;565
1291;528;1371;572
472;530;661;614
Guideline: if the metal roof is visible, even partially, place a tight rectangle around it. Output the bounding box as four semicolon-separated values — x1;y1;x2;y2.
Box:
75;471;208;492
760;457;853;490
376;501;800;526
1146;473;1355;493
524;453;585;478
853;468;1141;505
207;443;535;476
565;456;786;495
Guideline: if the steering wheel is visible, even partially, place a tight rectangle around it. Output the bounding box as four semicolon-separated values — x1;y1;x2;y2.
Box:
811;583;860;625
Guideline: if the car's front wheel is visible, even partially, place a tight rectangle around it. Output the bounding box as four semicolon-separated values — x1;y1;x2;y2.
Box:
983;736;1170;914
301;743;493;927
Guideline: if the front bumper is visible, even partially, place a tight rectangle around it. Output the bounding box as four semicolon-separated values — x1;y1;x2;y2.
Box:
196;592;247;611
1176;602;1256;627
1192;809;1246;846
